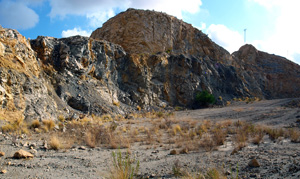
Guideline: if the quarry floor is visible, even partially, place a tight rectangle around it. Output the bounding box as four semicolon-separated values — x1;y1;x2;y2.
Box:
0;98;299;179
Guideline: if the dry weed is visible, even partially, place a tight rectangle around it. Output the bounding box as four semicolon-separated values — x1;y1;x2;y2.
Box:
287;128;300;143
172;124;182;136
42;119;55;132
212;127;227;146
30;120;41;129
85;131;96;148
200;134;215;152
266;128;284;141
1;118;28;134
234;128;247;149
49;136;61;150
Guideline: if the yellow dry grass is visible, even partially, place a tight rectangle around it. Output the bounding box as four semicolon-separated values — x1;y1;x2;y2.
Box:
49;136;61;150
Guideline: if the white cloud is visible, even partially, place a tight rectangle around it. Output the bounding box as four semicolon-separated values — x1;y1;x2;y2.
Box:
61;28;91;37
249;0;300;64
86;9;116;28
195;22;206;31
206;24;244;53
0;0;39;30
49;0;124;18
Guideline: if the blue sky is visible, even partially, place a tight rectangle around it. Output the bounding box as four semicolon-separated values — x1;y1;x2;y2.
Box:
0;0;299;64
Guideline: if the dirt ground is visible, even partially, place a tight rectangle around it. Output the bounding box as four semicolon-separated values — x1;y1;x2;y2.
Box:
0;98;299;179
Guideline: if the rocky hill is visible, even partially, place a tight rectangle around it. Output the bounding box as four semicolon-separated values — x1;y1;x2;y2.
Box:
91;8;230;61
0;9;299;122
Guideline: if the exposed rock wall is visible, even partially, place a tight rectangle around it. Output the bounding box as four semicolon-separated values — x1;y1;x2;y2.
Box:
0;9;299;122
30;36;129;117
0;27;57;122
90;8;231;62
233;44;300;99
30;35;252;115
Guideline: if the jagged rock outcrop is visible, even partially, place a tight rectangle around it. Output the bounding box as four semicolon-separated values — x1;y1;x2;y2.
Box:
232;44;300;99
30;35;129;117
91;8;231;62
0;9;299;122
0;27;58;122
91;8;300;100
30;35;251;115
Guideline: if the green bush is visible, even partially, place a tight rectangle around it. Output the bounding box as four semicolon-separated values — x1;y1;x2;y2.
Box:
195;91;216;107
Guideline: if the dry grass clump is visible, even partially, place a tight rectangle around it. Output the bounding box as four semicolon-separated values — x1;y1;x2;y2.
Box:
110;150;139;179
85;130;97;148
101;115;113;122
265;128;284;141
42;119;55;132
287;128;300;143
58;115;65;122
1;118;28;134
62;119;130;149
30;119;41;129
158;118;173;129
84;125;113;148
179;167;226;179
233;126;250;149
144;127;155;145
205;168;227;179
252;127;265;145
212;127;227;146
172;124;182;136
49;136;61;150
200;133;215;152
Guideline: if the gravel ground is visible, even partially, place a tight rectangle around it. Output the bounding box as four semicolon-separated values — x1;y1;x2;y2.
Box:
0;98;299;179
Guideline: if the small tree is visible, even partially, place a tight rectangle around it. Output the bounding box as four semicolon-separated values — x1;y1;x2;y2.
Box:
194;91;216;107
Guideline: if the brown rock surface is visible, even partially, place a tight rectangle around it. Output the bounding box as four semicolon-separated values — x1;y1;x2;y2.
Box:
91;8;230;62
0;27;40;76
232;44;300;99
0;26;59;122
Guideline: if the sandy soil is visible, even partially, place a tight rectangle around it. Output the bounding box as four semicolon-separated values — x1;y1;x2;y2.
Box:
0;98;299;179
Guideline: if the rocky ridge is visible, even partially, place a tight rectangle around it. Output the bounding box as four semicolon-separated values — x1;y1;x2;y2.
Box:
0;9;299;121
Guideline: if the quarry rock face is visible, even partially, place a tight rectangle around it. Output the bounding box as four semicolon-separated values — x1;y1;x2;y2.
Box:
90;8;231;61
232;44;300;99
30;35;130;117
0;27;57;122
30;35;251;116
0;9;299;121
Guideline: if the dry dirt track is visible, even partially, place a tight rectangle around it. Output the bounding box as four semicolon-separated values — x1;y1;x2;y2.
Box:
0;98;299;179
